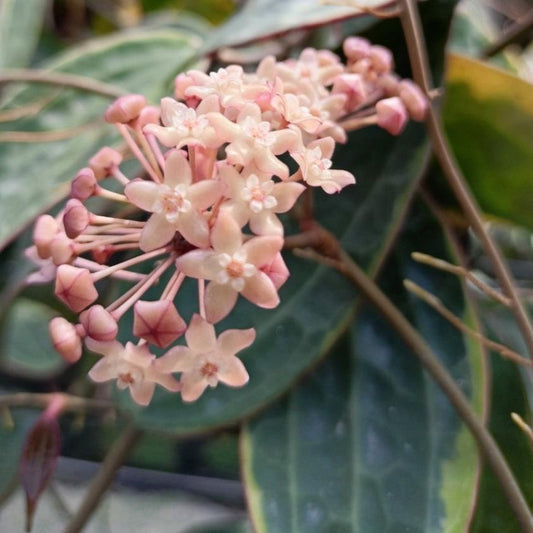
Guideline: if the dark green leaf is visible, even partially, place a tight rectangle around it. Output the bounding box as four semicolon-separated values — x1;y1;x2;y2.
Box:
241;203;486;532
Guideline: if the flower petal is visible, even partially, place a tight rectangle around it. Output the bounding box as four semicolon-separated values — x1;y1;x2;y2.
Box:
211;211;242;253
186;313;217;353
242;235;283;267
88;357;116;382
241;272;279;308
155;345;195;373
164;150;192;187
205;282;238;323
218;328;256;357
130;380;155;406
178;209;210;248
218;356;249;387
125;180;161;212
175;249;216;279
188;180;223;211
181;372;208;402
272;182;305;212
249;211;283;236
139;213;176;252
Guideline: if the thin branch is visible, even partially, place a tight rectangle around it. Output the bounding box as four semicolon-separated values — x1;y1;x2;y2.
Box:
512;413;533;446
483;8;533;58
0;392;116;414
411;252;512;307
0;69;126;98
399;0;533;363
0;120;102;143
404;279;531;366
63;424;142;533
292;228;533;532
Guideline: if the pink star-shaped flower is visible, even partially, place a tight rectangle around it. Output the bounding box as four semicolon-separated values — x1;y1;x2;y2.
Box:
87;339;180;406
175;212;282;323
125;150;222;251
155;314;255;402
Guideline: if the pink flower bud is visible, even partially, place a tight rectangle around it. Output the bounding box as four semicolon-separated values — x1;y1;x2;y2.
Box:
377;73;400;96
91;245;113;264
261;252;290;290
104;94;146;124
63;199;89;239
398;79;428;121
71;167;97;200
79;305;118;341
49;317;82;363
332;73;367;111
369;45;394;74
135;105;161;128
343;37;371;61
33;215;59;259
89;147;122;179
376;97;408;135
133;300;186;348
55;265;98;312
174;72;196;100
50;233;75;265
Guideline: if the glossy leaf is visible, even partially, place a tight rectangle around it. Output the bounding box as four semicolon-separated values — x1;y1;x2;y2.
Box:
444;54;533;229
241;204;486;532
202;0;390;52
0;29;204;249
0;298;65;379
0;0;46;69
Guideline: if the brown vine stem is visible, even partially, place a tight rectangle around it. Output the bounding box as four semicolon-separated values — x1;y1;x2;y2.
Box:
0;69;126;98
0;392;115;414
398;0;533;363
293;236;533;531
63;424;142;533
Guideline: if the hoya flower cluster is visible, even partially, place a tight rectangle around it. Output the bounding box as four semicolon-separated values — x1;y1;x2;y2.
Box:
28;37;427;406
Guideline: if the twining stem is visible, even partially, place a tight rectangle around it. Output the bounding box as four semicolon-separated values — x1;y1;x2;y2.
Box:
0;393;115;414
0;69;126;98
63;424;142;533
512;413;533;446
411;252;512;307
404;279;531;367
398;0;533;363
291;227;533;532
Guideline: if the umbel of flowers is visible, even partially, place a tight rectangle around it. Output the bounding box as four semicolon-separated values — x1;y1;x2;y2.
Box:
28;37;427;405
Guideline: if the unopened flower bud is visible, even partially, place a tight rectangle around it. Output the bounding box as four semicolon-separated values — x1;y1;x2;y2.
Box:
133;300;186;348
377;73;400;96
376;97;408;135
63;199;89;238
55;265;98;312
136;106;161;128
332;73;366;111
89;147;122;179
33;215;59;259
79;305;118;341
343;37;371;61
104;94;146;124
49;317;82;363
261;252;290;290
369;45;393;74
398;79;428;121
50;233;75;265
71;167;97;200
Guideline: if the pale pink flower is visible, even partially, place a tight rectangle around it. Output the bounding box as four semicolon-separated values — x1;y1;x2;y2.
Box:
87;338;179;406
143;96;220;149
291;137;355;194
219;165;305;236
125;150;222;251
175;212;282;323
155;314;254;402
